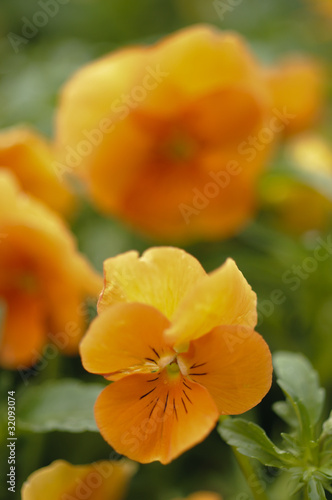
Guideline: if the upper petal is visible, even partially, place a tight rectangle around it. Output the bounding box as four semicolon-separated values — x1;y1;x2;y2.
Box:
94;371;218;464
80;302;172;379
165;258;257;348
178;325;272;415
98;247;206;319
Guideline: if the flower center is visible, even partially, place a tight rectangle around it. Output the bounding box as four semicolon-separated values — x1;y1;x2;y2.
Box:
166;360;180;379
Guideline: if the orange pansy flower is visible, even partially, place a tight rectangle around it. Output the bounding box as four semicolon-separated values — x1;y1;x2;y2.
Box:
21;459;136;500
0;171;102;369
56;25;273;241
80;247;272;464
0;125;74;217
264;57;324;136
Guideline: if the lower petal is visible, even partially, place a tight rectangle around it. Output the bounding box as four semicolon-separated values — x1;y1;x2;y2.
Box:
179;325;272;415
94;371;219;464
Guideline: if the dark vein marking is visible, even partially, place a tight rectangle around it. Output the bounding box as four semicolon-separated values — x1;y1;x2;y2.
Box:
183;390;193;404
145;357;157;364
149;397;159;419
164;392;169;413
190;362;207;369
140;387;156;400
189;372;208;376
181;397;188;414
147;376;159;382
149;346;160;359
183;380;192;390
173;398;178;421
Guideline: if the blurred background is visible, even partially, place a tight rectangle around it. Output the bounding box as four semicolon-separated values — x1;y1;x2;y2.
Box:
0;0;331;499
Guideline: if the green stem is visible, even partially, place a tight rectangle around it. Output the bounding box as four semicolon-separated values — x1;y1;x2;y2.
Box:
231;446;270;500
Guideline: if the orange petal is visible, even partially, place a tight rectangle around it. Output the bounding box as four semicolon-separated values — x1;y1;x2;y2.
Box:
94;371;218;464
179;325;272;415
21;459;136;500
165;258;257;348
98;247;206;319
0;292;46;369
80;303;172;379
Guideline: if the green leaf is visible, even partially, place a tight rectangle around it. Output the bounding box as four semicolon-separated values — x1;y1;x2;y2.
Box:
218;418;295;468
273;401;298;428
306;477;327;500
17;379;105;433
273;352;325;427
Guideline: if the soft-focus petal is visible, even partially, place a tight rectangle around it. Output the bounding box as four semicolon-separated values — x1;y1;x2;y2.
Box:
0;293;45;369
179;325;272;415
264;57;324;135
80;303;172;379
98;247;206;318
0;126;74;216
165;258;257;347
174;493;223;500
21;459;135;500
94;371;218;464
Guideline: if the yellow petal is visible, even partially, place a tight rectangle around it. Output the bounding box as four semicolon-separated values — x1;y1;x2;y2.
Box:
21;459;136;500
165;258;257;347
98;247;206;319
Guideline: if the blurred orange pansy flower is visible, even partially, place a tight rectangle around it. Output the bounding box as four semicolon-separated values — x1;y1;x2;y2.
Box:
0;125;74;217
0;171;102;369
264;57;324;136
56;25;274;241
21;459;136;500
80;247;272;464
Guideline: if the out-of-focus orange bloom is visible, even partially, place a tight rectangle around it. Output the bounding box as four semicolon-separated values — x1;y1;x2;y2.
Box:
311;0;332;18
80;247;272;464
21;459;136;500
56;25;274;241
0;171;102;369
0;126;74;217
261;134;332;234
173;493;222;500
264;57;324;136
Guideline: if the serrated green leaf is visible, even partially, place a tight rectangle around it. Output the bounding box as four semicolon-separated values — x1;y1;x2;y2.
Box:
273;352;325;427
17;379;105;433
218;418;295;468
306;477;327;500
